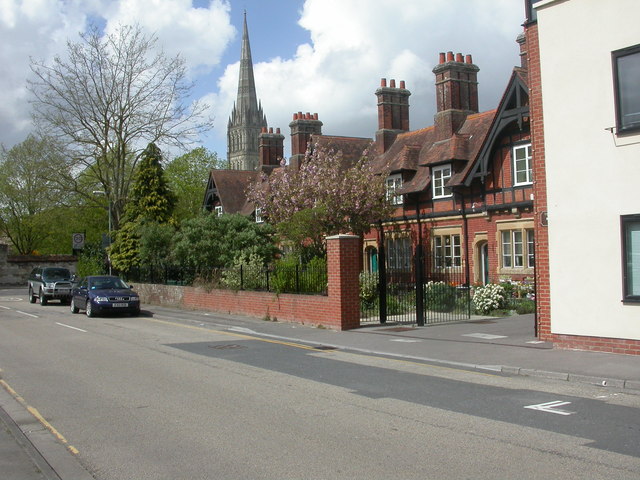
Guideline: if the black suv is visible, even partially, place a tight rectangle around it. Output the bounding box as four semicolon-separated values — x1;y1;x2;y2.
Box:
27;267;73;305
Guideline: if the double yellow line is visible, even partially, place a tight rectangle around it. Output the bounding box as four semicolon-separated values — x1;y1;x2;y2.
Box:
0;376;79;455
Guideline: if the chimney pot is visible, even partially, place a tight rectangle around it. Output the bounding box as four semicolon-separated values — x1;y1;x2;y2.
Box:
446;51;454;62
390;79;396;88
314;113;318;120
298;111;303;118
261;127;267;133
465;54;473;64
293;113;298;120
276;127;281;134
306;112;311;119
381;78;387;87
400;80;406;89
439;52;446;64
269;127;273;133
456;53;463;62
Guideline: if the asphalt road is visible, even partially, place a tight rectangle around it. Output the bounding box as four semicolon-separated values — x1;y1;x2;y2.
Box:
1;289;639;479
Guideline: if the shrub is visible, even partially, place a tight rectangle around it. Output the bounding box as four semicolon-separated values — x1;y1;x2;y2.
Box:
359;271;378;304
514;298;536;314
424;281;457;312
473;283;507;315
272;256;327;294
221;252;267;291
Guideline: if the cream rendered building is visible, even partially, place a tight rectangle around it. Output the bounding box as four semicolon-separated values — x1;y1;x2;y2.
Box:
535;0;640;347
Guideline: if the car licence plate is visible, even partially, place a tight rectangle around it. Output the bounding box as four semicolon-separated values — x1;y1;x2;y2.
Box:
113;303;128;308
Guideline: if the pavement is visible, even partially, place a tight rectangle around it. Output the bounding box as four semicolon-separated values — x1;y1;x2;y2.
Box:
2;303;640;479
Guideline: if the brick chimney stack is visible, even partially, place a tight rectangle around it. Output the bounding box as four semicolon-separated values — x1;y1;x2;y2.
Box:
258;126;285;168
289;112;323;170
433;51;479;140
375;78;411;153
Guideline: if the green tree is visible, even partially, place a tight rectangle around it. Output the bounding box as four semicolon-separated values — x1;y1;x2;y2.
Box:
29;24;212;229
171;213;278;274
165;147;223;221
109;143;176;273
248;145;393;257
0;135;67;254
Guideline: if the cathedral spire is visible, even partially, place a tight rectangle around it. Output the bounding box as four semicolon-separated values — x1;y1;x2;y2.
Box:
227;11;267;170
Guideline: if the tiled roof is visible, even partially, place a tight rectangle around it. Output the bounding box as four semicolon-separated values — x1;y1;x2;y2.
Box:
375;109;496;194
207;169;260;215
311;135;373;168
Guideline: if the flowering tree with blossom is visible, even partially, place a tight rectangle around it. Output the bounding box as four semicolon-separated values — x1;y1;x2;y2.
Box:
247;145;392;258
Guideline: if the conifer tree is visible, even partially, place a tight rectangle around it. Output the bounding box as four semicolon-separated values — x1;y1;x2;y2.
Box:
110;143;176;273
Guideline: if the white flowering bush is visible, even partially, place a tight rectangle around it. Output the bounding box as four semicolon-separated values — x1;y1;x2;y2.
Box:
472;283;507;315
359;272;378;304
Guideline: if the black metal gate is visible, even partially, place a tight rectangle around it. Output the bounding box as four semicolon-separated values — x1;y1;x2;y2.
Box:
360;246;471;326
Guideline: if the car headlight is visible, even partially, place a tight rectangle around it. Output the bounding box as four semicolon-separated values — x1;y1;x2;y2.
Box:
94;296;109;302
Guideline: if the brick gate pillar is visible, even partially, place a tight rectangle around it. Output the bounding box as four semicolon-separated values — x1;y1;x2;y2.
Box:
326;234;361;330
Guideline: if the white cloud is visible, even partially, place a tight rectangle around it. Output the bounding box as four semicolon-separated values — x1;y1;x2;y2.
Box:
205;0;525;158
0;0;234;149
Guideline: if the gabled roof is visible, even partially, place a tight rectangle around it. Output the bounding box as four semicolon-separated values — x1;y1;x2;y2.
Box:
463;67;530;186
372;111;494;194
203;169;259;215
311;135;373;168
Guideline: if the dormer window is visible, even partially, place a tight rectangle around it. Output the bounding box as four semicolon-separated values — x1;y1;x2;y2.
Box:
513;144;532;186
215;206;223;216
255;207;263;223
432;165;452;199
386;174;403;205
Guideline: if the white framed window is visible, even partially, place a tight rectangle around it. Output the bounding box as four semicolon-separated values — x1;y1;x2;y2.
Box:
434;234;461;268
501;228;534;269
386;174;404;205
613;44;640;135
255;207;263;223
215;206;223;216
432;165;452;199
513;144;532;186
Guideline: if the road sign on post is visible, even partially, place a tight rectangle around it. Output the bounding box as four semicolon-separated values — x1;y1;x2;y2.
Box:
72;232;85;250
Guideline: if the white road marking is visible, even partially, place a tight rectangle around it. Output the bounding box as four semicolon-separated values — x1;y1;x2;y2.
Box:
524;400;575;415
55;322;87;333
462;333;507;340
0;305;10;310
229;326;258;334
390;339;422;343
526;340;546;344
15;310;38;318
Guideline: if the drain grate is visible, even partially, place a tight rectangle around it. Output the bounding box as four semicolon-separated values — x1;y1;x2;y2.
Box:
208;344;246;350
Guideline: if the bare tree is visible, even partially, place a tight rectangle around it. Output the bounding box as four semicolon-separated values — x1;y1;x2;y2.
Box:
28;24;213;229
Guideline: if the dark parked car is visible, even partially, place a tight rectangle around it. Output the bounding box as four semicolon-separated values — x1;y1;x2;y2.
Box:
70;275;140;317
28;266;73;305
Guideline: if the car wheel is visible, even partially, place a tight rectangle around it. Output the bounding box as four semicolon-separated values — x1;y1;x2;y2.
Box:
39;290;48;306
86;300;94;317
70;298;79;314
28;286;36;304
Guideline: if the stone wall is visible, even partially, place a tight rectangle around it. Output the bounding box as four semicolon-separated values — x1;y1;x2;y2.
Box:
0;244;77;286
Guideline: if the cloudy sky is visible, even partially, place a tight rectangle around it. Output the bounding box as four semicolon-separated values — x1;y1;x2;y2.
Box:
0;0;526;160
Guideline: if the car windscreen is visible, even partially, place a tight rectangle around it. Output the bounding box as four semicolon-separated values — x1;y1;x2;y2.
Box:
42;268;71;281
90;277;129;290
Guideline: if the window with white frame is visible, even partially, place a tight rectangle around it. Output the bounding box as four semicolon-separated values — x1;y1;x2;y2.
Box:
385;236;411;271
386;174;403;205
513;144;532;186
621;214;640;302
612;44;640;135
434;234;461;268
432;165;452;199
255;207;263;223
501;228;534;269
215;205;223;216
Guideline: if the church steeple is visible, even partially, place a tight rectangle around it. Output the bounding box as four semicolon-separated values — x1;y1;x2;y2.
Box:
227;12;267;171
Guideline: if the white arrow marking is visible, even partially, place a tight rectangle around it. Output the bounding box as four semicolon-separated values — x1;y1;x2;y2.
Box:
524;400;575;415
15;310;38;318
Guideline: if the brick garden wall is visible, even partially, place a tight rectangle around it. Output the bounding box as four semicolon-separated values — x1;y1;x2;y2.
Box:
136;234;362;331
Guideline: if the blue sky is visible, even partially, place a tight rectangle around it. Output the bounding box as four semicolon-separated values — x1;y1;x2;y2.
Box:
0;0;526;160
